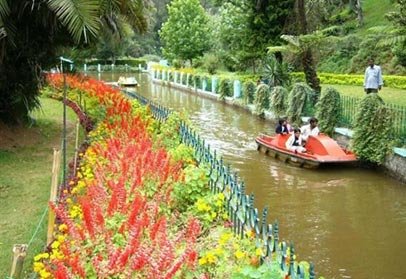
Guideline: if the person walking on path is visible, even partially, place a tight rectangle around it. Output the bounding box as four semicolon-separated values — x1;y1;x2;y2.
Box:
364;58;383;94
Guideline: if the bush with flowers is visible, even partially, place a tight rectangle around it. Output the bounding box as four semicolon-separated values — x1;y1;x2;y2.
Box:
33;74;203;277
34;74;317;279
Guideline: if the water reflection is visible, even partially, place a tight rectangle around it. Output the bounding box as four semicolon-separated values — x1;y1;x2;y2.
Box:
91;72;406;279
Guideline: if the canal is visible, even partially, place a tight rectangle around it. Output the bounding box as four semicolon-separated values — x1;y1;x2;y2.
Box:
94;72;406;279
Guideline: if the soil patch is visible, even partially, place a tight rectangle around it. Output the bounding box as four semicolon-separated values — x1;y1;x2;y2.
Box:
0;121;42;150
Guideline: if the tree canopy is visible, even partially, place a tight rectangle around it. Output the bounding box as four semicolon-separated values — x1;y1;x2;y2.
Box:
0;0;150;123
159;0;211;64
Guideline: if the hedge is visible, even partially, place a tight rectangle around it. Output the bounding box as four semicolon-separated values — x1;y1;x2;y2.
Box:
82;58;147;68
291;72;406;90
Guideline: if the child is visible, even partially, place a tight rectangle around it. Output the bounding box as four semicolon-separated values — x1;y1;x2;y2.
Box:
285;128;306;153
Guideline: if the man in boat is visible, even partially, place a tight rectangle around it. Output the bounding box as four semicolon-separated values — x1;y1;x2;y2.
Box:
275;118;291;135
300;117;319;142
286;128;306;153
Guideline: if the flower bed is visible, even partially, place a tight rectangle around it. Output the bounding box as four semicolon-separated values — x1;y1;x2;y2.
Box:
34;74;316;278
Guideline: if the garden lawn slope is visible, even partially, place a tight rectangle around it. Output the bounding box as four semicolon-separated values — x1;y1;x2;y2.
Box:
0;98;81;277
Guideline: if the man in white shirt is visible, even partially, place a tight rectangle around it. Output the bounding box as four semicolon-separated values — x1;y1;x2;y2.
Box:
364;58;383;94
300;117;320;141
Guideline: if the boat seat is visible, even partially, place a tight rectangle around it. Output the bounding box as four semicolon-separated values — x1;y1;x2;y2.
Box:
276;134;289;148
306;134;346;156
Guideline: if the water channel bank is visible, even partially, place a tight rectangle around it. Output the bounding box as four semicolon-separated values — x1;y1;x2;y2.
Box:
93;72;406;279
152;77;406;185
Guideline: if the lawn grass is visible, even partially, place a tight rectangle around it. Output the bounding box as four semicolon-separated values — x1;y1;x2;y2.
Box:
322;84;406;106
0;97;82;277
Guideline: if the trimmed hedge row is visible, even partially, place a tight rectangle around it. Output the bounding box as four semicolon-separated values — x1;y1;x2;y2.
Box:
80;58;147;68
291;72;406;90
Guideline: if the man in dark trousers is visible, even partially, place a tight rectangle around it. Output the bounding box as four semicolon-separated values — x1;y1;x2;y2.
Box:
364;58;383;94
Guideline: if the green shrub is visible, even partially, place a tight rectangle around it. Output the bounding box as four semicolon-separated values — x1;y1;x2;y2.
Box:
193;74;202;89
287;83;314;125
171;164;210;212
350;36;391;73
254;84;270;117
84;58;147;68
202;53;221;75
188;73;193;87
180;72;187;85
352;94;394;164
140;54;161;62
172;59;182;69
263;54;291;88
270;86;288;118
203;75;212;91
218;78;232;100
242;81;256;104
315;87;341;136
291;72;406;89
393;41;406;67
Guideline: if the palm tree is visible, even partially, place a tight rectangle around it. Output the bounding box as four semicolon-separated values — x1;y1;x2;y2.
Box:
0;0;150;123
268;31;332;105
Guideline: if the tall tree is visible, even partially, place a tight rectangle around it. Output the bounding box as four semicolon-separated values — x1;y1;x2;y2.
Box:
159;0;211;64
296;0;321;102
0;0;149;123
215;0;295;72
216;1;253;71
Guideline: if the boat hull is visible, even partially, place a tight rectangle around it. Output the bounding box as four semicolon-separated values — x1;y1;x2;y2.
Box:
256;134;357;169
257;142;320;168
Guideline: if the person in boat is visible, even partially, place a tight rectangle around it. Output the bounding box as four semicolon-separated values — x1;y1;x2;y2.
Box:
300;117;320;141
275;118;291;135
285;128;306;153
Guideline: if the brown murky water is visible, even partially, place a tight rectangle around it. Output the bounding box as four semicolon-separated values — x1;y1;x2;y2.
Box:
92;72;406;279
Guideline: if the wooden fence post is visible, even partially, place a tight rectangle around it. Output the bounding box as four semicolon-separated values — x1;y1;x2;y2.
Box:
73;120;80;176
47;148;61;246
9;244;27;279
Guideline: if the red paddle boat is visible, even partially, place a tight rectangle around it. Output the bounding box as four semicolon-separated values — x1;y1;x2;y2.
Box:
255;133;357;168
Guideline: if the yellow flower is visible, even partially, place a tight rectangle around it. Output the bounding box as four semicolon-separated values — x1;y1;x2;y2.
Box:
196;200;207;212
235;250;245;260
211;211;217;219
206;252;217;264
214;247;224;256
255;248;263;256
51;240;60;249
58;224;68;232
219;232;232;245
222;213;229;220
57;235;65;243
33;262;44;272
217;193;225;201
39;269;51;278
33;253;49;262
198;257;207;265
246;229;254;238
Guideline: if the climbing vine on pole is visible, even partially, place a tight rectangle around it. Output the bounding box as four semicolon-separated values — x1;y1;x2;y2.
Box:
254;84;271;117
352;94;394;164
270;86;288;118
242;81;256;104
286;82;314;126
315;87;341;136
